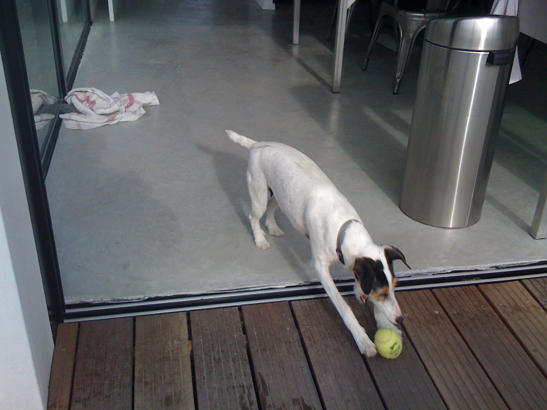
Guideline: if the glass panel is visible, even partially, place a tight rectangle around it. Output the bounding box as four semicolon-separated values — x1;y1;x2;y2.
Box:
16;0;60;151
57;0;87;81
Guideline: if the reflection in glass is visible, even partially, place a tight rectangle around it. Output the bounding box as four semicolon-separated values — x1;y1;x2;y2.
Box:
17;0;60;151
57;0;87;80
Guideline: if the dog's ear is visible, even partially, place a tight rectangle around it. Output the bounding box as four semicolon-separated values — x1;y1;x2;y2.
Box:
385;246;411;270
354;257;386;295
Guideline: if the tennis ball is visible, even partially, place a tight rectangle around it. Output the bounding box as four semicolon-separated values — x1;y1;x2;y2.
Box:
374;328;403;359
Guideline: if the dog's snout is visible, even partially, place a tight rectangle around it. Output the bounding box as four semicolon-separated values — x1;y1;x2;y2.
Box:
396;316;404;325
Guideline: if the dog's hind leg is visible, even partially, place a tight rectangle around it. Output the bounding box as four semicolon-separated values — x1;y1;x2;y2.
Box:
265;195;284;237
247;164;271;250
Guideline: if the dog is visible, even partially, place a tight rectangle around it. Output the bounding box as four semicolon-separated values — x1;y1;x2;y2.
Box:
226;130;410;357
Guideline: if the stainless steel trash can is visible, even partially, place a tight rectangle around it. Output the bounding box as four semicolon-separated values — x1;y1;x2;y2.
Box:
400;16;519;228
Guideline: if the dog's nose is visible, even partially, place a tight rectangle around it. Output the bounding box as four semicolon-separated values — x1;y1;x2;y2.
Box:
396;316;404;325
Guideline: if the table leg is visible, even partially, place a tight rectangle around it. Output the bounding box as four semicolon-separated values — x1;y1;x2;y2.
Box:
332;0;349;93
293;0;301;45
108;0;115;22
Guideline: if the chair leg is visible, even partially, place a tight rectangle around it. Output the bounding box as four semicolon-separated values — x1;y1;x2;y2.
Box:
393;20;402;51
363;14;387;71
393;18;427;94
393;34;412;94
368;0;381;33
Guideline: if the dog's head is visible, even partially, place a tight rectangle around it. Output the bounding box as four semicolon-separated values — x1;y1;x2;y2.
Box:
351;246;409;325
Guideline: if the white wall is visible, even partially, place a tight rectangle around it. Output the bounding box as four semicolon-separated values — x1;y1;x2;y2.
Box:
0;51;54;410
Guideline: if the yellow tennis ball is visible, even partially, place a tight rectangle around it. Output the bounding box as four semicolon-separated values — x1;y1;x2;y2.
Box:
374;328;403;359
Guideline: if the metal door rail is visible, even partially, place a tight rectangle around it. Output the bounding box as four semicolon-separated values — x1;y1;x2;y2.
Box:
64;260;547;322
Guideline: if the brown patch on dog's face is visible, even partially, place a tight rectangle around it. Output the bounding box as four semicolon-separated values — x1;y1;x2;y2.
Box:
353;257;389;297
370;285;389;302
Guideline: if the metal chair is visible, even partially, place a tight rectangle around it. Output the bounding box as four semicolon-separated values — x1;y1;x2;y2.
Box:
363;0;459;94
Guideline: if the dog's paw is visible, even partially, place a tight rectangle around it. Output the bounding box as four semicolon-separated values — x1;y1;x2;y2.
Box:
255;238;271;250
353;328;377;357
365;345;378;358
267;225;284;237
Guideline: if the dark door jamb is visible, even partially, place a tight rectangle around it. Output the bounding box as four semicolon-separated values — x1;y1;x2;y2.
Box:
0;0;65;326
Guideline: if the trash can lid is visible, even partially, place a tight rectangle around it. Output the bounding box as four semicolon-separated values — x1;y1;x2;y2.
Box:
425;16;519;51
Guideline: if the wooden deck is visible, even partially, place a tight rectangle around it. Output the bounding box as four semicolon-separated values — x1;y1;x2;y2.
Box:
48;278;547;410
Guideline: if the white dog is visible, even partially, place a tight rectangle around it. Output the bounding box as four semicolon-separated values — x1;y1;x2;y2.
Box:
227;130;410;357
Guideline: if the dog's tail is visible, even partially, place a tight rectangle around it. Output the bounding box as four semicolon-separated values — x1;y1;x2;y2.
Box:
226;130;257;149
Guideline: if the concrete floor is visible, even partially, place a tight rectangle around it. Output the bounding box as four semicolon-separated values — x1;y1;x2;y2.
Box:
46;0;547;304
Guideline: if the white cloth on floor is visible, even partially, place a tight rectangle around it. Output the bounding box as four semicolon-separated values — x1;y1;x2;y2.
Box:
30;89;57;113
60;87;160;130
491;0;521;84
30;89;57;130
34;113;56;130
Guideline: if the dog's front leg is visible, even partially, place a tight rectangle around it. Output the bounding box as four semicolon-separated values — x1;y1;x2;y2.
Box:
315;260;377;357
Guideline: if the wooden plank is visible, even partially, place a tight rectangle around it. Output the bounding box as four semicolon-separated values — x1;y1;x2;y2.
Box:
71;318;133;410
435;286;547;410
242;302;322;410
397;290;508;410
291;298;384;410
48;323;79;410
522;277;547;308
135;313;194;410
346;297;447;410
191;307;258;410
480;281;547;375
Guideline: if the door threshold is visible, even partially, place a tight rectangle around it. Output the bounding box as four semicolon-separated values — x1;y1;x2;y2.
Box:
64;260;547;322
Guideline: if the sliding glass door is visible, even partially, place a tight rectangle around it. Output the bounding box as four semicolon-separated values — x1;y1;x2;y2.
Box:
0;0;92;323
